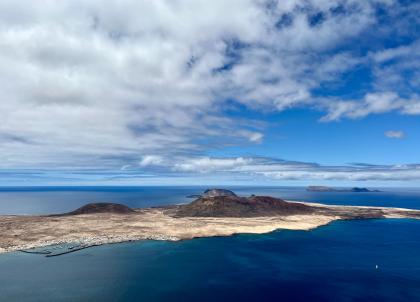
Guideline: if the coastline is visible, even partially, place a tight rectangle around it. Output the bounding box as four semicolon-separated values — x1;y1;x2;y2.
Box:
1;201;419;255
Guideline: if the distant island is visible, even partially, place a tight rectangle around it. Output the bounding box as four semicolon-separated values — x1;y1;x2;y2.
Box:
1;188;418;256
307;186;381;192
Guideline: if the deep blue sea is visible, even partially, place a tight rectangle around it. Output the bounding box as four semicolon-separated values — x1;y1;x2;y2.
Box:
0;186;420;301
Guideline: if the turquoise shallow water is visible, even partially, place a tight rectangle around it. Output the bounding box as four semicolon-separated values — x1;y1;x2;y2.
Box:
0;187;420;301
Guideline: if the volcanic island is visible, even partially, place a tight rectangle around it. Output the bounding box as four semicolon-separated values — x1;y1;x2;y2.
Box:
1;189;420;255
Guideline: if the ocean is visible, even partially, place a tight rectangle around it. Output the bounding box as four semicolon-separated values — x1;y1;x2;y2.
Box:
0;186;420;301
2;186;420;215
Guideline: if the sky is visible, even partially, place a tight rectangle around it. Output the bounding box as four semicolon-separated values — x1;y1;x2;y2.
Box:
1;0;419;186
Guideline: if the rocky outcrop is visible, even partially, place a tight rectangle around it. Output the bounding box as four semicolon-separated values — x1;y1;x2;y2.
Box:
201;188;237;198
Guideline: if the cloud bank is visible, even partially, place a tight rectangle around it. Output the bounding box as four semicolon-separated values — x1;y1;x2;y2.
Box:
0;0;419;182
4;156;420;185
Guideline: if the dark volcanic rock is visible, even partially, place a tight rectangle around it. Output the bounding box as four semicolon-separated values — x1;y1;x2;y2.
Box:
172;194;314;217
57;203;135;216
202;188;237;198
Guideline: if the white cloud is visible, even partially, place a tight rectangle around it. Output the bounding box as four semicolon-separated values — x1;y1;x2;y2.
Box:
321;92;420;121
402;100;420;114
139;155;164;167
242;131;264;143
173;157;251;173
0;0;417;170
4;156;420;184
385;130;405;139
257;169;420;181
134;156;420;181
373;43;418;63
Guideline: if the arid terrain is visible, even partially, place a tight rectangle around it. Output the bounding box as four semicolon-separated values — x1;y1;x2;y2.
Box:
1;190;420;255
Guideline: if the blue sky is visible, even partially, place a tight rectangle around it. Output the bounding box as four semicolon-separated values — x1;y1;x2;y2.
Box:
212;108;420;164
0;0;419;186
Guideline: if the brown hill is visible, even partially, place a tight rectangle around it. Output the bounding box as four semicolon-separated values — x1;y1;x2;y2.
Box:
56;203;135;216
172;195;314;217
